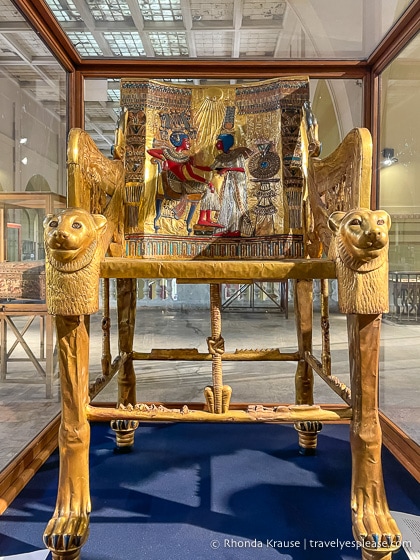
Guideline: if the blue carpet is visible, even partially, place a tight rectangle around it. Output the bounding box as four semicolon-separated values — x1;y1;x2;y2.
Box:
0;423;418;559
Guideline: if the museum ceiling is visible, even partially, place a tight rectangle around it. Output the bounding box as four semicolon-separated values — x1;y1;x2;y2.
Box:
0;0;417;153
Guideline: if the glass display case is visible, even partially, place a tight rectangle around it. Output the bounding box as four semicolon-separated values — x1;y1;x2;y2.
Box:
0;0;418;521
0;192;66;398
0;192;66;263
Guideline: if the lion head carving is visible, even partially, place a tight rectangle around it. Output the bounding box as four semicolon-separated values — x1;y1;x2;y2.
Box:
44;208;107;272
328;209;391;269
328;208;391;314
44;208;107;315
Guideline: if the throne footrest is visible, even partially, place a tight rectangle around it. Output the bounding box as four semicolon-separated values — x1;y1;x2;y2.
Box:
86;403;352;423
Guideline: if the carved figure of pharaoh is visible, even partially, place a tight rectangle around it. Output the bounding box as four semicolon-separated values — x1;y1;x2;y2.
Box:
44;208;107;316
328;208;391;315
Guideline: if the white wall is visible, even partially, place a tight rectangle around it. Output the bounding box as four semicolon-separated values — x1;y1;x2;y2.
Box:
379;37;420;270
0;77;66;195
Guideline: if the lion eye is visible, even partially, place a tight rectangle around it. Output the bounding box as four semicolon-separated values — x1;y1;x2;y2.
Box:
377;219;385;225
350;218;362;226
49;220;58;228
72;222;82;229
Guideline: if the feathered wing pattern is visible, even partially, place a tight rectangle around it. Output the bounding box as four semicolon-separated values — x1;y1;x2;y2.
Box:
67;128;125;255
306;127;372;256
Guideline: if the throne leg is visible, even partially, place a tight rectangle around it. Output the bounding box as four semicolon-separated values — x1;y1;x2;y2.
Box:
293;279;321;453
43;315;91;560
112;278;138;449
348;313;401;558
294;421;323;454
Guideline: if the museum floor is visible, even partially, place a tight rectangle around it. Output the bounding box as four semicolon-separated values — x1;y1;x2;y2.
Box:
0;306;419;475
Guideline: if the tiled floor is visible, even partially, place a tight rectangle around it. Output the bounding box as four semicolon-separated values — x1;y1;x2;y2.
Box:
0;306;419;474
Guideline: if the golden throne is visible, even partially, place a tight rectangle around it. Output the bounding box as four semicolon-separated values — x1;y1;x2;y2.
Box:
42;77;401;560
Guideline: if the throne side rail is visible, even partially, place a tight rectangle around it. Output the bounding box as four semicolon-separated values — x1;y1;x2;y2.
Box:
131;349;300;361
92;349;351;402
128;350;353;408
88;348;301;399
305;351;352;406
89;351;131;399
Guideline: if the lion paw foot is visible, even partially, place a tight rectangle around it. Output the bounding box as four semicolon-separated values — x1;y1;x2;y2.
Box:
43;514;89;557
352;491;401;554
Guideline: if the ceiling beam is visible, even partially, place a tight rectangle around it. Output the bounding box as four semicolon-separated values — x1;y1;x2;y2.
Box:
232;0;243;58
125;0;155;57
0;21;31;31
0;31;58;89
85;116;113;148
180;0;196;57
56;20;294;33
87;110;118;124
0;55;56;65
69;0;114;56
274;3;298;58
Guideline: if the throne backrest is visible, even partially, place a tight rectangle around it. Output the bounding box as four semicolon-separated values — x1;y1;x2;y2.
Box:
114;77;322;260
67;77;371;261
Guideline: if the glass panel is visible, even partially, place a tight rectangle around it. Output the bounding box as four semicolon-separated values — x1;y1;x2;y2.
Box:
0;25;67;258
43;0;414;60
0;15;67;201
0;0;68;471
379;31;420;445
311;78;363;156
85;77;362;157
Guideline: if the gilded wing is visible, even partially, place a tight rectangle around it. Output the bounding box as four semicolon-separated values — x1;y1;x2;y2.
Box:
67;128;125;256
307;127;372;256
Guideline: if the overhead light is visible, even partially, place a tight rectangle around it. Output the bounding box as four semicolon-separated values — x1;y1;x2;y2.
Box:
382;148;398;166
19;137;27;144
21;157;28;165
